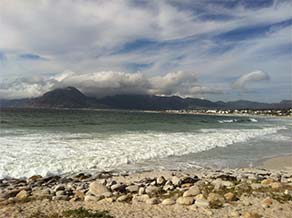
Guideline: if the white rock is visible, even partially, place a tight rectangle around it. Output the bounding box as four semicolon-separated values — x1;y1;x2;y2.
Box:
161;198;176;205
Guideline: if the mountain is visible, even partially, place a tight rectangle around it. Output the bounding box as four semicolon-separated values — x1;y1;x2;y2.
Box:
0;87;291;110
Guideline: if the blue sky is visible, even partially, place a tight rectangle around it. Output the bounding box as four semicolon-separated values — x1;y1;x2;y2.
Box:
0;0;291;102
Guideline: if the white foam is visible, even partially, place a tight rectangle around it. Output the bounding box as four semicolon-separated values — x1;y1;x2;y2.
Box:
218;119;238;123
0;126;286;178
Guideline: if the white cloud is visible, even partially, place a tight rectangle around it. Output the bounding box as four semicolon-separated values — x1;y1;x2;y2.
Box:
0;70;223;99
232;70;270;89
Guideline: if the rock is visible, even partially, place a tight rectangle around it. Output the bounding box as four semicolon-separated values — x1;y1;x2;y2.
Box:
230;211;240;217
224;192;235;201
183;185;200;197
194;199;210;208
251;183;262;190
117;194;131;202
163;184;175;191
55;190;65;197
176;196;194;205
132;194;150;203
32;188;51;199
172;176;181;186
261;178;274;185
207;193;224;206
89;181;110;197
53;184;65;192
27;175;42;183
16;190;29;200
212;179;234;191
126;185;139;193
161;198;176;205
243;212;262;218
157;176;166;185
84;194;102;202
145;186;161;194
202;208;213;216
74;190;85;201
146;197;160;205
261;197;273;208
138;187;145;195
181;176;199;184
271;182;283;189
194;194;205;200
111;183;126;192
53;195;69;201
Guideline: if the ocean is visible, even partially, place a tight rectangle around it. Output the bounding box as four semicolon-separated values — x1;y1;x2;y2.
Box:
0;108;291;179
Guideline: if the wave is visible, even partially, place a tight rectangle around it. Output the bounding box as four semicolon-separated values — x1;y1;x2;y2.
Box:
0;126;286;178
218;118;258;123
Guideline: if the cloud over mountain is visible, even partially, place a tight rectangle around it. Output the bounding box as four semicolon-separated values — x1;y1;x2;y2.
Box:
0;70;224;99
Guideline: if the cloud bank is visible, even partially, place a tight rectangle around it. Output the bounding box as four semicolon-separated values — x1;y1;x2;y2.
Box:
0;71;224;99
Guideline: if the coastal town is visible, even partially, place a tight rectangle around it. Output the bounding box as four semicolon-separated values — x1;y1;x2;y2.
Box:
165;108;292;117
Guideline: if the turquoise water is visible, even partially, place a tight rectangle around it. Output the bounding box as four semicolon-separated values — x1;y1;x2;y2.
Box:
0;108;291;178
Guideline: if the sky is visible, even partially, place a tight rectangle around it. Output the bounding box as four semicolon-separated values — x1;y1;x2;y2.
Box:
0;0;291;102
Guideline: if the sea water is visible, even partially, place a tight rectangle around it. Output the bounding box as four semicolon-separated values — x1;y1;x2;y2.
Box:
0;108;291;178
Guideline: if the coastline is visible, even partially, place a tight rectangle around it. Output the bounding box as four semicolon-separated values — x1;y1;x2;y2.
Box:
1;156;292;218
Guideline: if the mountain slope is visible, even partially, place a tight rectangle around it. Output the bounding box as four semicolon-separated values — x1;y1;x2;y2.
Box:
0;87;291;110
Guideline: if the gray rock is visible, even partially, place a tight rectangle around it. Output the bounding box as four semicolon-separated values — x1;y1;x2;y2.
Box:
89;181;110;197
126;185;139;193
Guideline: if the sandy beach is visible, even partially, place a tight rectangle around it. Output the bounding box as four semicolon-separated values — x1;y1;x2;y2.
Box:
1;154;292;218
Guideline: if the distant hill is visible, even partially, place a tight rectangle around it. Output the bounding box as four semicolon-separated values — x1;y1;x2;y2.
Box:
0;87;291;110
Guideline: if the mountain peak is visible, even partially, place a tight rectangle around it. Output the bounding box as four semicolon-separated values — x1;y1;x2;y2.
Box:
33;86;88;108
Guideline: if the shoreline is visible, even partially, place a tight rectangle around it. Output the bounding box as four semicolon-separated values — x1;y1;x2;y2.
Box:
1;155;292;218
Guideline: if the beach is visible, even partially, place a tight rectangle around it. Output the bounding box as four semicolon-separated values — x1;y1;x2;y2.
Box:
1;155;292;218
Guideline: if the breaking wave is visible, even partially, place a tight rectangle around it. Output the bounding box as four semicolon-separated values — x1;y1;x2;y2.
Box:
0;126;286;178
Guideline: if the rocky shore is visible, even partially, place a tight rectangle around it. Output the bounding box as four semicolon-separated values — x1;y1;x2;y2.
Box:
1;166;292;218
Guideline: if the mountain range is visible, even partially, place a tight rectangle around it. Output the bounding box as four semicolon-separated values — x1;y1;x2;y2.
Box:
0;87;291;110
